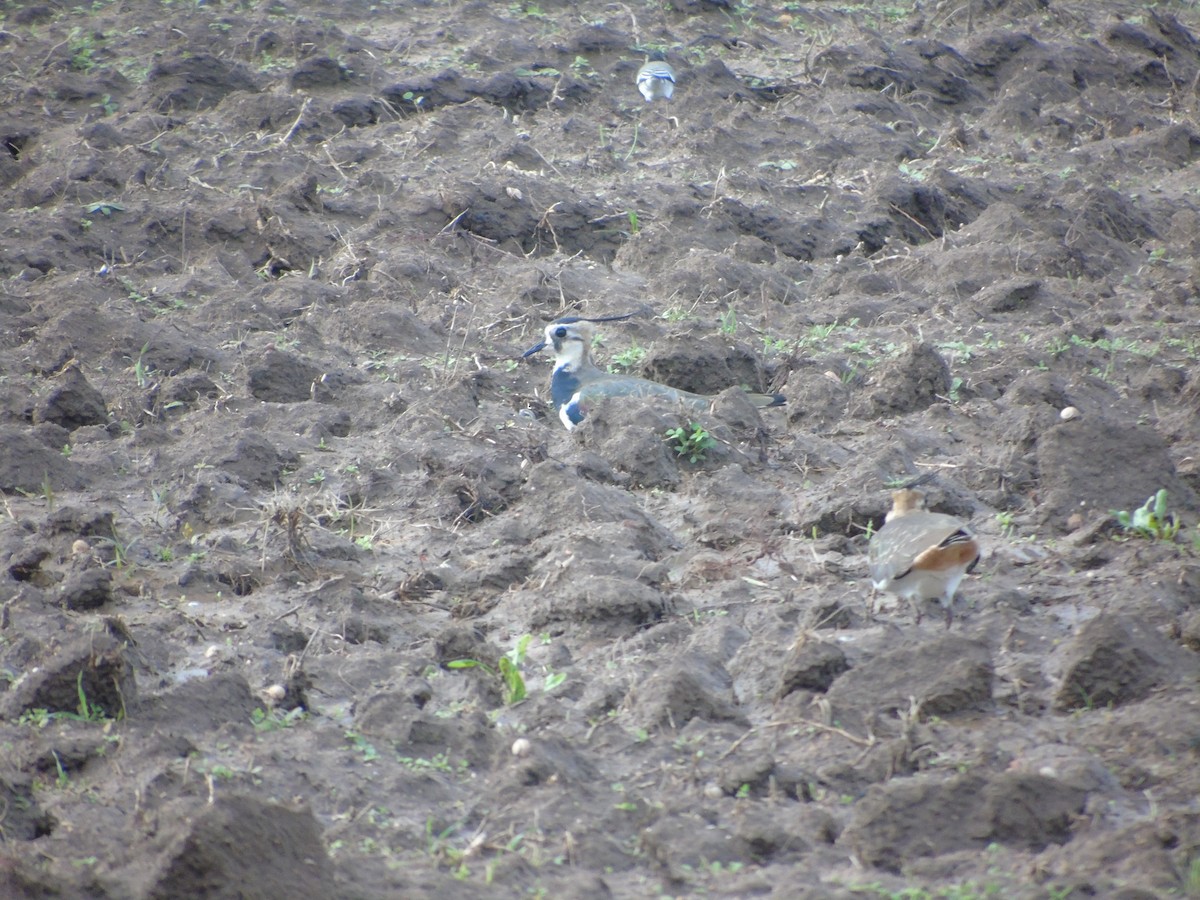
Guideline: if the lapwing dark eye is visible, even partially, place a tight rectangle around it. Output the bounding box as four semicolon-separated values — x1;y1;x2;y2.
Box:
554;327;568;338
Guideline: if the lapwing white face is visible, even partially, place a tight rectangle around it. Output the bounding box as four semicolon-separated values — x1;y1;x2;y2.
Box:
547;322;591;371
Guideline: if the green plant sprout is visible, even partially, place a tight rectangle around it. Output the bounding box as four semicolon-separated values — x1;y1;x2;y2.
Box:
718;308;738;335
345;730;379;761
1111;489;1182;541
43;672;117;723
448;634;563;705
251;707;308;732
665;423;716;463
609;342;647;372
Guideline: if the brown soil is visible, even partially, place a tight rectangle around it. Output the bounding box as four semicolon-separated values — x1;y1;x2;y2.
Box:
2;1;1200;897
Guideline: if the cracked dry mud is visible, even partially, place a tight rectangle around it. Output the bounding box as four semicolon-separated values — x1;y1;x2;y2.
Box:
2;1;1200;897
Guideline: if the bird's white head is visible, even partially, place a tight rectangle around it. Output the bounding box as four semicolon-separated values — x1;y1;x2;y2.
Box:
544;320;594;372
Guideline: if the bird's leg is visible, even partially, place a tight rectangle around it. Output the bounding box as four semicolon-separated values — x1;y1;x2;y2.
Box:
908;596;923;625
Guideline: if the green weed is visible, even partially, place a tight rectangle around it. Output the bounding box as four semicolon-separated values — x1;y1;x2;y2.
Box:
99;529;135;570
996;511;1017;539
449;638;527;704
398;752;468;776
718;308;738;336
52;750;70;788
41;474;55;510
68;27;99;72
425;817;472;879
762;335;793;355
251;706;308;732
660;304;695;323
130;342;153;388
18;708;52;728
609;342;646;372
948;376;964;402
345;730;379;762
1182;854;1200;896
664;423;717;464
1111;489;1182;541
34;672;118;724
448;633;563;705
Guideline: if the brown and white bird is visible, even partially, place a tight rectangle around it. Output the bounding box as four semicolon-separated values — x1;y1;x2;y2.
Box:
868;486;980;626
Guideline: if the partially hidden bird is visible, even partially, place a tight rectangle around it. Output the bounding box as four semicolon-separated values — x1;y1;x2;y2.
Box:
522;316;785;431
868;481;981;627
636;51;676;102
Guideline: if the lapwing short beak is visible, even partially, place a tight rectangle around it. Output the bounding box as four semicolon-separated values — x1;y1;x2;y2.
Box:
522;340;546;358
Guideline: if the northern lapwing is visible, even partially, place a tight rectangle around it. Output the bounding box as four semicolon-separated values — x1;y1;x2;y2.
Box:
636;51;676;102
868;480;981;627
522;316;785;430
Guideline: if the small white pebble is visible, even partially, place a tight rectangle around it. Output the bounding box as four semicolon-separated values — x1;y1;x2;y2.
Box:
703;782;724;800
511;738;532;757
1060;406;1080;421
204;644;221;659
71;539;92;556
